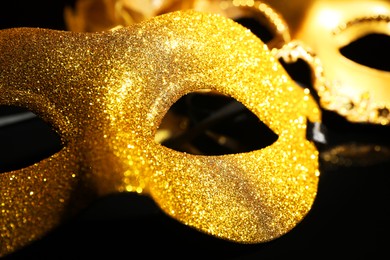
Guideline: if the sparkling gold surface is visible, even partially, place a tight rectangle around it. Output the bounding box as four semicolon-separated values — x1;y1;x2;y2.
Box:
0;10;320;256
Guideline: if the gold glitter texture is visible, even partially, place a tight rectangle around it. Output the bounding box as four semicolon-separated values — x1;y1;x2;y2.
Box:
0;10;320;256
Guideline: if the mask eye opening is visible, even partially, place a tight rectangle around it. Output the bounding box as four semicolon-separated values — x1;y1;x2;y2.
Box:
0;106;63;173
339;33;390;72
155;91;278;155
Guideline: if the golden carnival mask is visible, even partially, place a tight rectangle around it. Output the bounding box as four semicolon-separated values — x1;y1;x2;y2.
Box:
263;0;390;125
65;0;390;125
0;11;320;256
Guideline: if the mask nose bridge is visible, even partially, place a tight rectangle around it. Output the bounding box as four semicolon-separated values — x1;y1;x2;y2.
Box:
74;82;154;197
78;122;156;197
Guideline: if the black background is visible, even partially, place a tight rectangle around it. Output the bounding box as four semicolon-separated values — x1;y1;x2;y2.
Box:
1;1;390;259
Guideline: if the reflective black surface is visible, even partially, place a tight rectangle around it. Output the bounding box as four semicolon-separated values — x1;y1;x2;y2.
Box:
1;1;390;259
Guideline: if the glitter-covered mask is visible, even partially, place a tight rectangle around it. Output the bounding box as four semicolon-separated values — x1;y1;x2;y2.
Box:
263;0;390;125
0;11;321;256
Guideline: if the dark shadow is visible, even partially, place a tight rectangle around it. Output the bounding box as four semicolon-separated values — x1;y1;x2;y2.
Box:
0;106;63;173
157;92;278;155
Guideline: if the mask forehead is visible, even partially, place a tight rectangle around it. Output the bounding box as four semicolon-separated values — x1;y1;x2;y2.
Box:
0;10;320;256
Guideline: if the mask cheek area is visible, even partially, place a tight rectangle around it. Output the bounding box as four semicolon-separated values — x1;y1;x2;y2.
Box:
147;131;319;243
0;145;95;257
